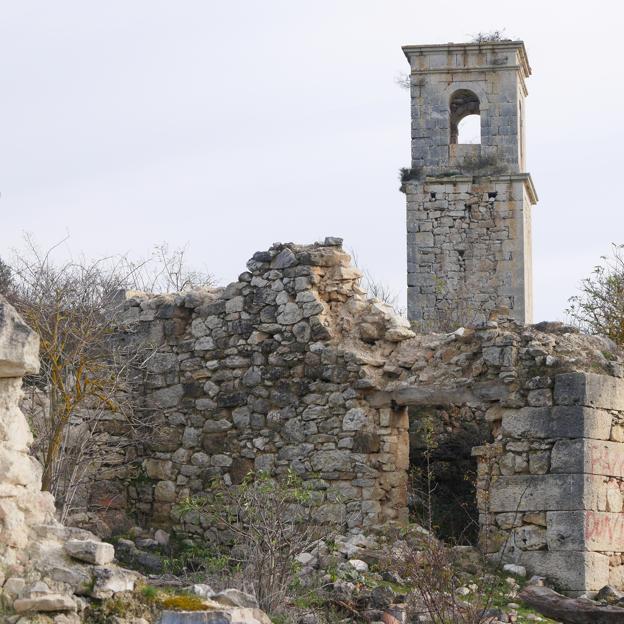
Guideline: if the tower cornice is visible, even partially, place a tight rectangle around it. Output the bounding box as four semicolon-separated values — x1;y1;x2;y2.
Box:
402;40;531;79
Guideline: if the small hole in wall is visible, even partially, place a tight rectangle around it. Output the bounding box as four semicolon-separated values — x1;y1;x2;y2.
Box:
430;192;437;200
488;191;498;199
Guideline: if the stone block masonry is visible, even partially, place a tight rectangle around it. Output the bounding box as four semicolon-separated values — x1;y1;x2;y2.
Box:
475;372;624;594
405;174;536;328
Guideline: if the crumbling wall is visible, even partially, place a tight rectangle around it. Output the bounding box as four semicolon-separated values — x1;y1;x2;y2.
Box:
57;240;624;596
87;239;416;537
371;318;624;593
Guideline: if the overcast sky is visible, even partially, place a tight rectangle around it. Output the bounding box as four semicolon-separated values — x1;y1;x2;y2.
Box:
0;1;621;322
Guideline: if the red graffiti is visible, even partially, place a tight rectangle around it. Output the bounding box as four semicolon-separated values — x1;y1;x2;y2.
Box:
589;445;624;478
585;511;624;547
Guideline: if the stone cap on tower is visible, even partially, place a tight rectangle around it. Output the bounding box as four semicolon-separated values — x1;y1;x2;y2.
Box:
402;40;531;91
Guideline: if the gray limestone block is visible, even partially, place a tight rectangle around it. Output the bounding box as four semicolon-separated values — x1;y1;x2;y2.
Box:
517;551;609;593
64;539;115;565
546;510;624;552
551;438;624;478
501;406;612;440
413;232;434;247
554;372;624;410
488;474;606;512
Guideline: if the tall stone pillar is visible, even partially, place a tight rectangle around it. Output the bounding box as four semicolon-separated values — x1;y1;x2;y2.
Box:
0;299;56;567
402;40;537;329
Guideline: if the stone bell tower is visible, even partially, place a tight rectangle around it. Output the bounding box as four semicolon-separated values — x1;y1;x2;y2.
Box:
402;40;537;329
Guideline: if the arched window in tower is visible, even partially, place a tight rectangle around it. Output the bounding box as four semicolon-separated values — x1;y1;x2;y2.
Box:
449;89;481;144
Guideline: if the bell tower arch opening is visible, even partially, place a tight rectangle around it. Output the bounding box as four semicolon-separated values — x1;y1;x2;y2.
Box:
450;89;481;145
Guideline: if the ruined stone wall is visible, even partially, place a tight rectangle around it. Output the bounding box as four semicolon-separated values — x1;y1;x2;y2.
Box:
86;240;416;538
58;240;624;596
405;175;535;328
0;298;56;567
476;372;624;594
371;317;624;593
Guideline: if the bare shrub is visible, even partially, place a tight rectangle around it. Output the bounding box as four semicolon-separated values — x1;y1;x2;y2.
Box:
388;463;516;624
4;238;146;510
389;532;499;624
176;471;343;615
471;30;508;44
395;72;411;90
350;249;406;317
0;258;13;296
125;242;215;293
3;236;212;516
567;244;624;346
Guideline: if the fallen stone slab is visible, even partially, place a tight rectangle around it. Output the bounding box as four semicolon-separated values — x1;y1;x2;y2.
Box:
64;538;115;565
90;565;138;599
519;585;624;623
13;593;77;613
212;589;258;609
157;608;272;624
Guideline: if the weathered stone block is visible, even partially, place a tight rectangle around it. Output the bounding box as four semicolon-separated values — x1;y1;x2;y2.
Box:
158;608;272;624
546;510;624;552
488;474;606;512
0;300;40;377
64;539;115;565
513;524;546;551
14;594;77;613
501;406;612;440
154;480;177;502
91;566;137;599
551;439;624;478
517;551;609;592
554;373;624;410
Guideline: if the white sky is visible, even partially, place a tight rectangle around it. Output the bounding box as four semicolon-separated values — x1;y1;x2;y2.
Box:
0;0;621;322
